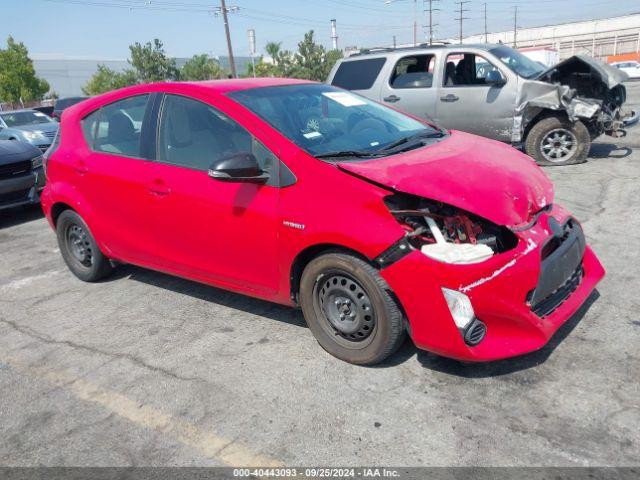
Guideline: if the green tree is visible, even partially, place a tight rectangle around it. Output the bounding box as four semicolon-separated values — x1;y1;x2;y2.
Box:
323;49;343;79
291;31;327;81
129;39;178;83
82;65;137;96
0;36;49;104
180;54;226;81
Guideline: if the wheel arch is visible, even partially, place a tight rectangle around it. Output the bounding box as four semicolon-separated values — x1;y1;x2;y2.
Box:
50;201;74;226
289;243;376;304
522;108;567;141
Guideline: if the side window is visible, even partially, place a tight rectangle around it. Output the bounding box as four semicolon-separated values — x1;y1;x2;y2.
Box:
390;54;435;89
443;53;501;86
82;95;149;157
157;94;277;177
331;58;386;90
81;110;100;147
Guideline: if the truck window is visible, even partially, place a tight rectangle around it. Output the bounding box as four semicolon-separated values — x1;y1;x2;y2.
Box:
331;58;386;90
390;54;435;89
443;53;500;86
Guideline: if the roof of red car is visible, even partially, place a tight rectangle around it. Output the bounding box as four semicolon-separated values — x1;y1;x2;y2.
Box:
193;77;314;93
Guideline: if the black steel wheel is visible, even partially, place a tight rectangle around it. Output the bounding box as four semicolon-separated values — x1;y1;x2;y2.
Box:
314;273;377;347
300;253;405;365
56;209;113;282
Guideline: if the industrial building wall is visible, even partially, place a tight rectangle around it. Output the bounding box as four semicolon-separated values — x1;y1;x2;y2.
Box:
456;13;640;62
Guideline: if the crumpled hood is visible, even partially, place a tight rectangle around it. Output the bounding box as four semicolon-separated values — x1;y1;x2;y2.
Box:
14;122;59;134
338;131;554;227
0;140;41;164
537;54;628;90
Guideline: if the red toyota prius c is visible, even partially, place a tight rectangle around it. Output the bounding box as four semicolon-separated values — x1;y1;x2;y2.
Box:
41;78;605;365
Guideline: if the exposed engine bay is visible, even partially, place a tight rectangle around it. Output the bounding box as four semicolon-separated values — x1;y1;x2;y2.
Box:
384;193;518;264
516;55;631;142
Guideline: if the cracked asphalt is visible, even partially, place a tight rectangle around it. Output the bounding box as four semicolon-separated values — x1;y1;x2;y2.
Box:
1;83;639;468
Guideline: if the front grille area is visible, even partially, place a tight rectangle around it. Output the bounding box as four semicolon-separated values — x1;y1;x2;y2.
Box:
36;144;50;153
42;130;57;138
0;188;31;205
0;160;31;179
531;266;584;318
541;218;575;260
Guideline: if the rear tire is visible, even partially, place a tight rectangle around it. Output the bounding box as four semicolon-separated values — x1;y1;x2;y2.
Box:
525;116;590;166
299;253;405;365
56;209;112;282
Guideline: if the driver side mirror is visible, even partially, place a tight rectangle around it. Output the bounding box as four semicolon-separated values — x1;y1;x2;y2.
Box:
485;70;506;86
208;151;269;183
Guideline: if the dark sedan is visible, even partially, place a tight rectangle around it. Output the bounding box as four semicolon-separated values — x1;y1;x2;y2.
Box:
0;140;46;210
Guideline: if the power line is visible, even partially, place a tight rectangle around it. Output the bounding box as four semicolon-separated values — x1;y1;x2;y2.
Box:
424;0;440;45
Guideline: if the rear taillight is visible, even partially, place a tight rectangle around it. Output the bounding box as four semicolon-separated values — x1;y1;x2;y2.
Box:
43;127;61;177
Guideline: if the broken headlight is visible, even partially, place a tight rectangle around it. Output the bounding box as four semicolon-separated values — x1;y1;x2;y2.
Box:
384;193;518;264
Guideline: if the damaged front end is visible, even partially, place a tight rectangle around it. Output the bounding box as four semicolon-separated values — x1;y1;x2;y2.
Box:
375;193;606;361
376;193;518;268
514;54;632;142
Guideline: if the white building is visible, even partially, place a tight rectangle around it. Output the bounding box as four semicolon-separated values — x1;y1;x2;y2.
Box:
453;13;640;62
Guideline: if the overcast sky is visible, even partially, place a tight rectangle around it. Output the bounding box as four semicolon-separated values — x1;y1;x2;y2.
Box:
1;0;638;59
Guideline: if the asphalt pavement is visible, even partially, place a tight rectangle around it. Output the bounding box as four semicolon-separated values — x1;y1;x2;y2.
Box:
0;83;639;467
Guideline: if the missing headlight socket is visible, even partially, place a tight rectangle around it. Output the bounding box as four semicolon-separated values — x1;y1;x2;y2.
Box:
383;193;518;258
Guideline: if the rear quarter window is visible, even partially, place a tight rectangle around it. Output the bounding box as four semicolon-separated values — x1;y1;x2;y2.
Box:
330;58;386;90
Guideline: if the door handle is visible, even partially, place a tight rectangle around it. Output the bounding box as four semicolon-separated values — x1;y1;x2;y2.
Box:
74;160;88;175
383;95;401;103
148;179;171;196
440;94;459;102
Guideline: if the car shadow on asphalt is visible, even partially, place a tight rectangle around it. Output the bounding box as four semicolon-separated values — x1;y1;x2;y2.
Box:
386;290;601;377
114;264;307;329
589;142;633;160
0;204;44;229
113;263;599;376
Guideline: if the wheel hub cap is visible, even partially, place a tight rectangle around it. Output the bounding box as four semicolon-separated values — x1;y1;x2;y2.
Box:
541;128;577;162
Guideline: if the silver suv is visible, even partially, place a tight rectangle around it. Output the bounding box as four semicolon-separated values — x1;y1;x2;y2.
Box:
327;43;636;166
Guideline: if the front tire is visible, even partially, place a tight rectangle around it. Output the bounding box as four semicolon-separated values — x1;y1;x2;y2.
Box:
525;116;590;166
299;253;405;365
56;209;112;282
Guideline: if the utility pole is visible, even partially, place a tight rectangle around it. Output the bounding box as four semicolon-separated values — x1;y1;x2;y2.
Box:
425;0;439;45
330;19;339;50
247;29;256;78
392;35;397;48
484;3;488;43
219;0;236;78
454;0;470;45
513;5;518;48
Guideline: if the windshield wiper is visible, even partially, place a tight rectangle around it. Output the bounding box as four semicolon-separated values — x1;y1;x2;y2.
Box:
315;150;384;159
379;130;445;152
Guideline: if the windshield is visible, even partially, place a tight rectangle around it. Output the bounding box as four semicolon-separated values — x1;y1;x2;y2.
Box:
227;83;439;159
489;45;546;79
1;110;53;127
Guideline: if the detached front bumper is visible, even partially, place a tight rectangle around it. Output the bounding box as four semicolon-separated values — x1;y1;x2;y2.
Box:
380;206;605;362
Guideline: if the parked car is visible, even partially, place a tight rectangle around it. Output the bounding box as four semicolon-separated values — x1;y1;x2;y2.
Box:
52;97;89;121
33;105;55;117
611;61;640;80
0;140;45;210
0;109;59;153
41;79;604;365
328;44;637;166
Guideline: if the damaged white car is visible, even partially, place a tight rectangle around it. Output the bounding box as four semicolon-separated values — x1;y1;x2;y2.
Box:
328;44;639;166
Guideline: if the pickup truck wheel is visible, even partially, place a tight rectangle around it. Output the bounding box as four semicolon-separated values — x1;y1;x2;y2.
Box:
299;253;405;365
56;210;113;282
525;116;590;166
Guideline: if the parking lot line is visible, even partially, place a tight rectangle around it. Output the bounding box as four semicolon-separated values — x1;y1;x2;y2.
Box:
0;354;283;467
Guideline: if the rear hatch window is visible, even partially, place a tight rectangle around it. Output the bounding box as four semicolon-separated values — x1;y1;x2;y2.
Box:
331;58;386;90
